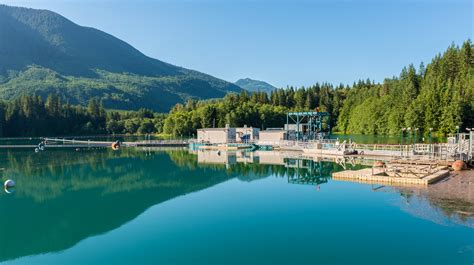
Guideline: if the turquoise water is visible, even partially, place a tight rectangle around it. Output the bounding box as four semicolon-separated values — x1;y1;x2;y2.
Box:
0;148;472;265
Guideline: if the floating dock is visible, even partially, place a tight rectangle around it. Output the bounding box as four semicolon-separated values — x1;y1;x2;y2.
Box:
332;166;450;186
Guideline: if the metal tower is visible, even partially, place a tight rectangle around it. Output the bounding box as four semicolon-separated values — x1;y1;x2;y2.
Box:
285;111;331;141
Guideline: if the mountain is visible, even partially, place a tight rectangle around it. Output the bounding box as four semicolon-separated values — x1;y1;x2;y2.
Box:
0;5;242;112
235;78;277;94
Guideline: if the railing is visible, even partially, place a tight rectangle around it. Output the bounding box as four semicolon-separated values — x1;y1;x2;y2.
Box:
354;144;401;151
45;138;112;145
126;140;189;146
44;138;189;147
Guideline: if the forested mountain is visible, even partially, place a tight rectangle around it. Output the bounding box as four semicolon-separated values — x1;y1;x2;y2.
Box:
235;78;277;94
0;5;241;112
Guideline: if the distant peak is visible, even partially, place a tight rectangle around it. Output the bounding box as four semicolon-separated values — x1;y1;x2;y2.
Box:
235;78;277;94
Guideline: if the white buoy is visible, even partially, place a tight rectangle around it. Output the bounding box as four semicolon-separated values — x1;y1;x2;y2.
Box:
4;179;15;188
35;148;39;153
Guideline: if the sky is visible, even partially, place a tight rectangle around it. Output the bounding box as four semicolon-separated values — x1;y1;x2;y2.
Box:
1;0;472;87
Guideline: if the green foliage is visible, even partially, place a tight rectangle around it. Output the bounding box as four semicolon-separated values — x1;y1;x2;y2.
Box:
0;66;242;112
164;40;473;137
162;88;325;136
336;40;474;135
0;95;167;136
0;6;471;141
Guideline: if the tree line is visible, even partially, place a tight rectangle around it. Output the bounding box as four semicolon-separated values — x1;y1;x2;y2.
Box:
0;40;472;137
163;40;473;136
162;84;341;136
0;94;166;137
337;40;473;135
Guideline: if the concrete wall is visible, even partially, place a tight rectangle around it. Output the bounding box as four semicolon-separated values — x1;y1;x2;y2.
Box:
197;128;236;144
197;150;279;165
284;124;304;131
254;151;286;165
197;151;237;165
259;130;286;142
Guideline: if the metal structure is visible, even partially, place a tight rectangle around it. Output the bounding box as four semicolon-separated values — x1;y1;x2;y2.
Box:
286;111;331;141
285;159;328;185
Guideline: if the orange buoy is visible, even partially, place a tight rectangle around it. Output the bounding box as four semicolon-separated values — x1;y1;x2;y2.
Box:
111;141;120;150
452;160;466;171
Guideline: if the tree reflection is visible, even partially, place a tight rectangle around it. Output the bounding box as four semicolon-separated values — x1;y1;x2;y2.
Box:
0;148;234;262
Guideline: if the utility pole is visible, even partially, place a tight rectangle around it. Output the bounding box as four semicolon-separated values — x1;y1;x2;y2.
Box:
407;127;411;157
456;125;460;159
429;128;433;158
401;128;406;157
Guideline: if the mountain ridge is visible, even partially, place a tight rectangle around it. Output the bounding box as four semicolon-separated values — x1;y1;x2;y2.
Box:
235;78;277;94
0;5;242;111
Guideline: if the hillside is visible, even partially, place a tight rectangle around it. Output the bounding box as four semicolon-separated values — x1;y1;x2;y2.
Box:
0;5;241;112
235;78;277;94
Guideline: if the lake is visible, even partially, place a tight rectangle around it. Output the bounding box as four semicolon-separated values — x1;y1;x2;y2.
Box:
0;148;472;265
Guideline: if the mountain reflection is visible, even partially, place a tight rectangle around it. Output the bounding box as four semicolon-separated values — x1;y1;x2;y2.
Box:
0;148;234;262
0;148;471;263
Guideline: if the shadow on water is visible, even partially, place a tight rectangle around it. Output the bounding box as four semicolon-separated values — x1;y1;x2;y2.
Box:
0;148;471;263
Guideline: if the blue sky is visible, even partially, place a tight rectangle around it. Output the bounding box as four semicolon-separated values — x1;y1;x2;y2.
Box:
2;0;472;87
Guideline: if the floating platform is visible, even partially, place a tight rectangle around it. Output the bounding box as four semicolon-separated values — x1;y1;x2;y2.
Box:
332;167;450;186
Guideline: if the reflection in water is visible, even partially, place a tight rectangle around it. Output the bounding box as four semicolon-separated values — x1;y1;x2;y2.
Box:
398;190;474;228
4;187;14;194
0;148;234;262
0;148;472;263
194;149;474;226
396;177;474;228
193;149;366;184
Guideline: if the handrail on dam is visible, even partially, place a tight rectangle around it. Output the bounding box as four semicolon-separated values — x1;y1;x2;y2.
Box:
43;138;189;147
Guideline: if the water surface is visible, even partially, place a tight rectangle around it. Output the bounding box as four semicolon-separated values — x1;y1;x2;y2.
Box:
0;148;472;265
